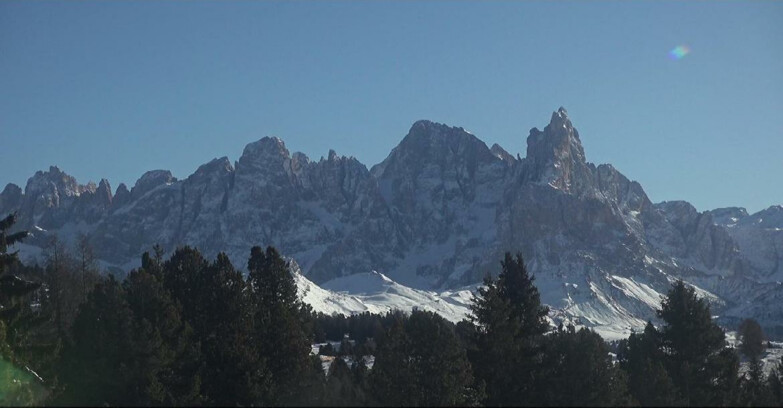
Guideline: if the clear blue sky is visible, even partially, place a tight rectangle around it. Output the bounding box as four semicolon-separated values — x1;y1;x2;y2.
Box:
1;1;781;213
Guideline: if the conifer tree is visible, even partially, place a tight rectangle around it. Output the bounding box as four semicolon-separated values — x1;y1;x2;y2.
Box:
0;213;40;361
0;213;48;404
618;322;677;406
369;316;411;405
42;236;79;341
0;214;28;277
75;234;100;303
324;357;368;406
737;318;773;406
768;359;783;406
247;246;312;404
352;358;373;404
56;276;135;405
122;268;202;405
160;246;209;317
294;355;329;406
538;325;632;406
739;318;766;361
196;252;271;405
469;252;548;406
155;247;275;404
658;280;738;406
739;357;774;407
371;310;480;406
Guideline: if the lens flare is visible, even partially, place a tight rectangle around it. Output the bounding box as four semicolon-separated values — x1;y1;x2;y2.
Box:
0;359;48;405
669;45;691;60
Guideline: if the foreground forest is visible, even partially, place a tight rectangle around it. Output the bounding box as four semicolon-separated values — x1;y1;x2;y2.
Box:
1;212;782;407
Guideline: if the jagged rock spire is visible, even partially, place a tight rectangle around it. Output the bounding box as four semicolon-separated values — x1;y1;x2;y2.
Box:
524;107;592;192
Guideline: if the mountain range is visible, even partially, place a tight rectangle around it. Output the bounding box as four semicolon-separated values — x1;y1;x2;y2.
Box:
3;107;782;339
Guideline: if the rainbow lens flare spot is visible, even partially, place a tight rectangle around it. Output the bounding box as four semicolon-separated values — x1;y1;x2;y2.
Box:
669;45;691;60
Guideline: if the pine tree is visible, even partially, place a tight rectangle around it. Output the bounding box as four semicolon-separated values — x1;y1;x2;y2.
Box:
0;262;57;382
155;247;275;404
160;246;209;317
617;322;678;406
42;236;80;342
736;318;773;406
469;252;548;406
538;325;631;406
122;268;202;405
0;213;40;360
324;357;368;406
0;213;48;404
74;234;100;303
195;252;271;405
370;310;480;406
247;246;312;404
295;355;329;406
768;358;783;406
352;358;373;404
738;318;766;361
0;213;28;277
56;276;135;405
739;357;774;407
658;280;738;406
369;316;411;405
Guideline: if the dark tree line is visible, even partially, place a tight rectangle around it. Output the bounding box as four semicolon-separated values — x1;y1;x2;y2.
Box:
1;212;783;406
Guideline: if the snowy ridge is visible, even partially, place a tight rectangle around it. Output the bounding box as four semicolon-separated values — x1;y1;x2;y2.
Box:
291;261;475;323
294;261;661;340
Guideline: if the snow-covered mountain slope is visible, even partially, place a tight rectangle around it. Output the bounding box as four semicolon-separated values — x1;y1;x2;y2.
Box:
3;107;782;337
291;261;475;324
294;261;654;341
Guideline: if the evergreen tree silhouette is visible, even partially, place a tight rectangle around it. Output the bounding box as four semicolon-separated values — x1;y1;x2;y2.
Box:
469;252;548;406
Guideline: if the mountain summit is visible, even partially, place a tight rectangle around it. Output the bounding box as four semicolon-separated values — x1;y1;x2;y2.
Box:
2;108;782;338
524;107;593;193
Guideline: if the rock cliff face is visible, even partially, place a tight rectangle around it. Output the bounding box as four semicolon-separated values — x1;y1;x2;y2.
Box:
2;108;781;337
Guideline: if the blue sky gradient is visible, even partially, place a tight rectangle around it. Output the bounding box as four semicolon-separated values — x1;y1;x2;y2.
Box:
1;1;781;212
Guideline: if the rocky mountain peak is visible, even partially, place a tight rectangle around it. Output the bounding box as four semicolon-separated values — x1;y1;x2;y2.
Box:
24;165;84;198
112;183;131;209
292;151;311;164
524;107;591;192
235;137;294;182
656;200;699;219
403;120;480;147
115;183;130;197
0;183;23;214
5;107;782;338
131;170;176;199
290;152;312;181
490;143;515;163
751;205;783;228
240;137;289;162
191;157;234;179
95;179;113;205
1;183;21;196
549;106;572;129
372;119;497;179
709;207;749;226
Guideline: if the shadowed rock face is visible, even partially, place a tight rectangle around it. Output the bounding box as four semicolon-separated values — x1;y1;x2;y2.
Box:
3;108;782;335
